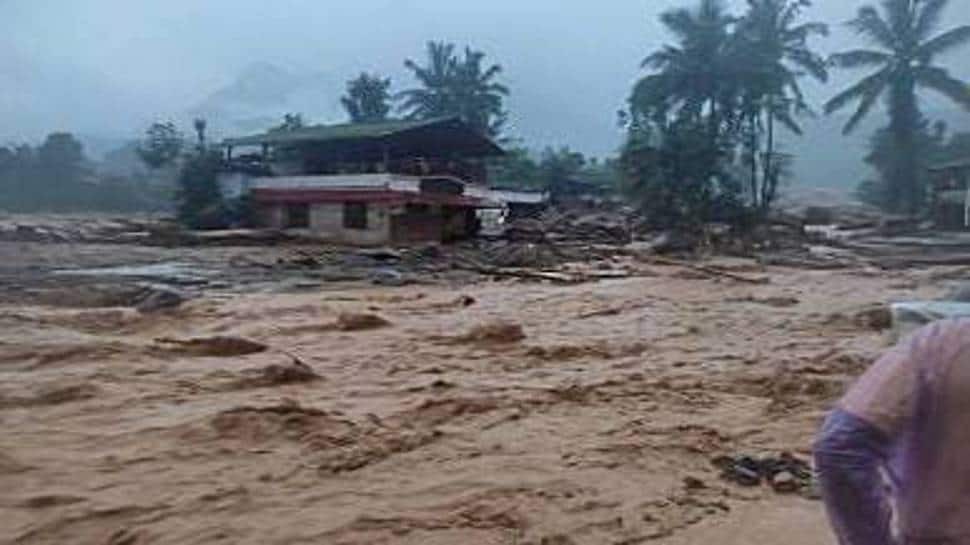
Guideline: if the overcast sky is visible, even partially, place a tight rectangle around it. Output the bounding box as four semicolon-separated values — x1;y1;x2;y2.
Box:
4;0;970;156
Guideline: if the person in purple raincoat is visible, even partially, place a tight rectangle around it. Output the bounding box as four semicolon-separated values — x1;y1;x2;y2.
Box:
815;320;970;545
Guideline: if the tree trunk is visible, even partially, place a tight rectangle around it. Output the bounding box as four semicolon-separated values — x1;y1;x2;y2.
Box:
888;75;921;216
762;105;776;213
749;114;759;209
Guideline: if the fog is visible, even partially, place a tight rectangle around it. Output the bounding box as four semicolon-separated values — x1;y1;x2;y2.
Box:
4;0;970;184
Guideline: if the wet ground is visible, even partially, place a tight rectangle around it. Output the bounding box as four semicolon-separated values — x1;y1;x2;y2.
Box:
0;239;956;544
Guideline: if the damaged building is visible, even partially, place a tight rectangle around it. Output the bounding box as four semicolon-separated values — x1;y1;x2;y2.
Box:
220;117;506;245
929;158;970;230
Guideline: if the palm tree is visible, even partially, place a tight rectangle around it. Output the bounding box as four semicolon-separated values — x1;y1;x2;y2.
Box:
735;0;828;211
826;0;970;214
451;47;510;138
399;41;509;138
399;42;459;122
631;0;737;134
341;73;392;124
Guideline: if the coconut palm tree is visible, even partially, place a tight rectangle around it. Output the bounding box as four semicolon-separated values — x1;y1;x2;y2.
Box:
399;42;458;121
451;47;510;138
735;0;828;211
399;41;509;138
631;0;738;134
341;73;392;123
826;0;970;214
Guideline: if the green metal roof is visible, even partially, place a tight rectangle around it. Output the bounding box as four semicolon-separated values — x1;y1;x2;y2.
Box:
224;117;460;147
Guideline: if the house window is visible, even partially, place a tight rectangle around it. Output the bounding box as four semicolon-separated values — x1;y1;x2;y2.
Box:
343;202;368;230
285;203;310;229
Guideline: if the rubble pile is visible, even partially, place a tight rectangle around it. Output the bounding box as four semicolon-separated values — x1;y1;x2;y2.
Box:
712;453;815;495
505;208;636;246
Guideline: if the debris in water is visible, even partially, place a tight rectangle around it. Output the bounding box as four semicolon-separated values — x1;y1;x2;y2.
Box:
335;313;391;331
155;336;268;357
712;453;813;495
135;287;187;313
231;358;321;389
451;322;526;345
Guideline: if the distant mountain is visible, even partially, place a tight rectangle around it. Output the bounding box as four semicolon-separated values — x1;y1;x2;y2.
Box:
188;62;346;138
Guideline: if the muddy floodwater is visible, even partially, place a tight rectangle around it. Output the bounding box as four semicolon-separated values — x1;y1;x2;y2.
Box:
0;240;950;544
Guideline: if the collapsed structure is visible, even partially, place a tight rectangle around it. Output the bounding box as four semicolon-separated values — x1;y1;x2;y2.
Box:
929;158;970;230
220;117;511;245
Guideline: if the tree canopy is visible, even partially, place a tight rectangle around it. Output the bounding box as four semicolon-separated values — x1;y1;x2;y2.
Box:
623;0;828;226
826;0;970;214
136;122;184;170
399;41;509;138
341;73;392;123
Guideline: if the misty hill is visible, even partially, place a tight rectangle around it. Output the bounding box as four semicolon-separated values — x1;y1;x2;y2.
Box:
188;62;345;137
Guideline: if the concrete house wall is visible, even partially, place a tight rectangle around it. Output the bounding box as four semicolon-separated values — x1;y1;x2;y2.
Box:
259;201;393;245
309;202;391;245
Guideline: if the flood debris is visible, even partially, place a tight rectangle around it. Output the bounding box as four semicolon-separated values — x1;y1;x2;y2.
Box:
334;313;391;331
134;287;187;313
852;304;894;331
640;255;771;284
0;383;101;409
445;322;527;345
155;336;268;357
712;453;813;495
231;358;321;389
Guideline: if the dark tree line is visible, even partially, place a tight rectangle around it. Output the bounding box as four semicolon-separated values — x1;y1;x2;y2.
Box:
622;0;829;228
622;0;970;228
0;133;166;212
488;147;619;196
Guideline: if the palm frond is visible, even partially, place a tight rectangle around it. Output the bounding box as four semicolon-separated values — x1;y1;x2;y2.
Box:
880;0;912;38
915;0;949;40
660;8;697;41
788;21;830;41
849;6;897;50
829;49;893;69
774;109;803;135
643;46;684;69
914;65;970;110
917;26;970;60
843;84;883;135
785;47;828;82
825;67;890;116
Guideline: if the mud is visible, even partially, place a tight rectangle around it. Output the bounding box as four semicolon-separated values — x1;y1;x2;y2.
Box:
0;238;952;545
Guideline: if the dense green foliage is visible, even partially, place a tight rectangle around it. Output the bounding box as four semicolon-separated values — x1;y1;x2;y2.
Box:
175;150;228;229
827;0;970;214
0;133;168;212
341;73;393;123
623;0;828;227
488;147;620;196
136;122;184;170
399;41;509;138
621;119;745;228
